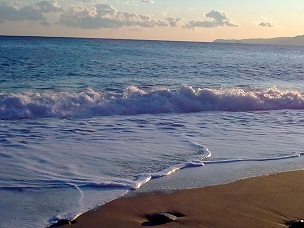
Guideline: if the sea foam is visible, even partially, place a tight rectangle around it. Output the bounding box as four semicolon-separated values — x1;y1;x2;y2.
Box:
1;85;304;120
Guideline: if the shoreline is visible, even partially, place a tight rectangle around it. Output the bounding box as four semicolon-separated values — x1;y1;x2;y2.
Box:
59;170;304;227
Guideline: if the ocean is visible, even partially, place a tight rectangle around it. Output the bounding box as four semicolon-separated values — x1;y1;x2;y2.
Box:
0;36;304;227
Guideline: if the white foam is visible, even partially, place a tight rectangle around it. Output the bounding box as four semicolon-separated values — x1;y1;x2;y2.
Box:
134;144;212;185
204;153;303;164
1;86;304;120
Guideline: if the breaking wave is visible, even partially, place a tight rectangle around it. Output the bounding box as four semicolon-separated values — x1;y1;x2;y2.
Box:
1;85;304;120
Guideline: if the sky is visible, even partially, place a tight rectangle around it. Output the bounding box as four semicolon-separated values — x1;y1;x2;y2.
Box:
0;0;304;42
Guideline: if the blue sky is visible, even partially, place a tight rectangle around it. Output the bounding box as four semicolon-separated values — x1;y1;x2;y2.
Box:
0;0;303;41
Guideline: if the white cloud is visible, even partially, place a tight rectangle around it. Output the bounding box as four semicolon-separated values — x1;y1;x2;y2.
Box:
259;21;273;27
166;17;182;27
35;1;63;13
0;4;45;23
0;1;63;24
78;0;99;2
184;10;238;29
258;17;274;27
40;20;50;26
141;0;155;3
0;2;238;32
58;3;169;29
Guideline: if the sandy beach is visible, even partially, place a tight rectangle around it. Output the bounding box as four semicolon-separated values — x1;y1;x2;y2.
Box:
59;170;304;227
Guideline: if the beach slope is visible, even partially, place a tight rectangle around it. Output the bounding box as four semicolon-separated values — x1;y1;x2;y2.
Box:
64;170;304;227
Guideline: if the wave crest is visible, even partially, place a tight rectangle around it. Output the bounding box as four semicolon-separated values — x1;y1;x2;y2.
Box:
1;85;304;120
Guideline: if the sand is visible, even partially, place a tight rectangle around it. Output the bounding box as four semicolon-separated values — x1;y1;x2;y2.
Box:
61;170;304;227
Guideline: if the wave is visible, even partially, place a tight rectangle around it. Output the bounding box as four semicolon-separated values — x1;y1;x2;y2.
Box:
0;145;211;192
204;152;304;164
45;147;303;227
133;145;211;189
1;85;304;120
47;146;210;227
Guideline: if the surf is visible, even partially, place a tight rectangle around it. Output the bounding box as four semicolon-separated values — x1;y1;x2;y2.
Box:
1;85;304;120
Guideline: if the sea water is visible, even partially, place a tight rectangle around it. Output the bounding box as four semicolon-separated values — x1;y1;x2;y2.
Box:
0;36;304;227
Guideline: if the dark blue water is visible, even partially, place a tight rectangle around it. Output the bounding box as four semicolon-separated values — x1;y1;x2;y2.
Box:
1;36;304;93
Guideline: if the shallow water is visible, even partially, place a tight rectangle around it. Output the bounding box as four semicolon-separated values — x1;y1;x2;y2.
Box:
0;36;304;227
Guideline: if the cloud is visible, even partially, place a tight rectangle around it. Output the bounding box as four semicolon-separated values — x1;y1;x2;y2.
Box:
141;0;155;3
257;17;274;28
0;4;44;23
184;10;238;29
40;21;50;26
58;4;169;29
35;1;63;13
166;17;182;27
78;0;99;2
259;21;273;27
0;1;63;24
0;2;238;32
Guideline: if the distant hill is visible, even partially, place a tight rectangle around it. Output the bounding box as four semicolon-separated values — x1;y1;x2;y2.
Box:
213;35;304;46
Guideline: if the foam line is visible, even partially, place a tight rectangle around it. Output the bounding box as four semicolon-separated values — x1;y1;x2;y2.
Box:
1;85;304;119
204;153;303;164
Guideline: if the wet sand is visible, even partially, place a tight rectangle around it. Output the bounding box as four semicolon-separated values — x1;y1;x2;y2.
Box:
62;170;304;227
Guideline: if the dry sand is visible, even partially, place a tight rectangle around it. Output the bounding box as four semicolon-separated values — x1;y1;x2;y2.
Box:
61;170;304;227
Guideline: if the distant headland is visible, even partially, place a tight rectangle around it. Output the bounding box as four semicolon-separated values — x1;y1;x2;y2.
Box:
213;35;304;46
